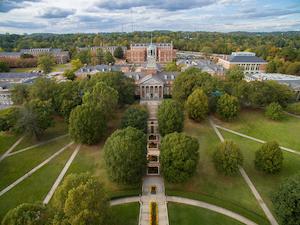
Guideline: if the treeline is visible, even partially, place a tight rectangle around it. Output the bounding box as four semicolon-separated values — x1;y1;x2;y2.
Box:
0;31;299;63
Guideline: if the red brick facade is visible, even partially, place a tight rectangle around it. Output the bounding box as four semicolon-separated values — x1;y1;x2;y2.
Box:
126;43;176;64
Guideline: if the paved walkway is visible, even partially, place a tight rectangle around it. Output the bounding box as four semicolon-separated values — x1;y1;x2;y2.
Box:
43;144;80;204
0;141;74;197
0;136;24;162
215;124;300;156
110;196;141;206
209;119;279;225
139;100;169;225
7;134;69;157
284;111;300;119
167;196;258;225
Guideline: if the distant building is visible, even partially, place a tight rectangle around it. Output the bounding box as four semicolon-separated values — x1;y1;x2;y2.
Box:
20;48;70;64
0;52;21;59
0;87;13;108
126;43;176;64
218;52;267;74
245;73;300;100
77;46;127;56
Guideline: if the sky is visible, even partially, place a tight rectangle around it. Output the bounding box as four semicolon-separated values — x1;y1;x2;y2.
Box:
0;0;300;34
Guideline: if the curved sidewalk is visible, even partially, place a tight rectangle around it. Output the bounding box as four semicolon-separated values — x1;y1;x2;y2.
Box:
110;196;259;225
167;196;258;225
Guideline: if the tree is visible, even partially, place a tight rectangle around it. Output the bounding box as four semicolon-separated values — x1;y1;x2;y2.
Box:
121;105;148;133
52;173;110;225
265;102;284;120
272;173;300;225
69;105;107;144
15;99;53;139
0;61;9;72
63;69;76;81
217;94;239;121
37;54;56;74
71;59;83;71
201;46;213;58
172;68;215;103
2;203;50;225
104;52;115;65
286;62;300;76
225;66;244;82
213;141;243;175
255;141;283;174
113;47;124;59
75;50;91;64
186;88;209;121
29;77;58;105
54;81;82;121
89;72;135;105
91;49;105;65
0;107;19;132
82;82;118;117
160;132;199;183
104;127;147;184
10;83;29;105
165;61;180;72
157;99;184;136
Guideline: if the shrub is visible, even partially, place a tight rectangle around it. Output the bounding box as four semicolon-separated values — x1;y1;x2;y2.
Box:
104;127;147;184
286;102;300;115
69;105;107;144
0;107;18;132
265;102;284;120
160;132;199;183
255;141;283;174
157;99;184;136
272;173;300;225
121;105;148;132
213;141;243;175
217;94;239;121
2;203;50;225
186;88;209;121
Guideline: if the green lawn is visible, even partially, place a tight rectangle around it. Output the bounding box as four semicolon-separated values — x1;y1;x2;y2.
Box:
165;118;269;225
168;203;244;225
221;130;300;218
111;203;140;225
0;145;75;221
12;117;68;152
213;108;300;151
52;63;71;72
0;132;19;155
0;135;71;190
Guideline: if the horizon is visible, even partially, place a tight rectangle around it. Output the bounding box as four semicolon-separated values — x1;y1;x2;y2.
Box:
0;0;300;34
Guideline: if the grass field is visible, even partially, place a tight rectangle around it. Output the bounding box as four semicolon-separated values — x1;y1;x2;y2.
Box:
0;135;72;191
165;118;269;225
0;132;19;155
12;117;68;152
0;144;76;220
168;203;245;225
213;108;300;151
221;130;300;217
111;203;140;225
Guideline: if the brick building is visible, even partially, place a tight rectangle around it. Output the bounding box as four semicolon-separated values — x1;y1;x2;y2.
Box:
126;43;176;64
218;52;267;74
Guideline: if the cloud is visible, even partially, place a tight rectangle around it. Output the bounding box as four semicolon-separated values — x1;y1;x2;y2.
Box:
242;8;300;19
0;0;39;12
39;7;75;18
0;20;44;29
93;0;217;11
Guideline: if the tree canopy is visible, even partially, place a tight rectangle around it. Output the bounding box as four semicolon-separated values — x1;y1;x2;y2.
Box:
37;54;56;74
217;93;239;121
160;132;199;183
255;141;283;174
104;127;147;184
186;88;209;121
213;141;243;176
121;105;148;133
157;99;184;136
272;173;300;225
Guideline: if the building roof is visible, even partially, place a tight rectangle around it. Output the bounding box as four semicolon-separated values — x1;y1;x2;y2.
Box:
0;52;21;57
0;72;41;79
228;55;266;63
